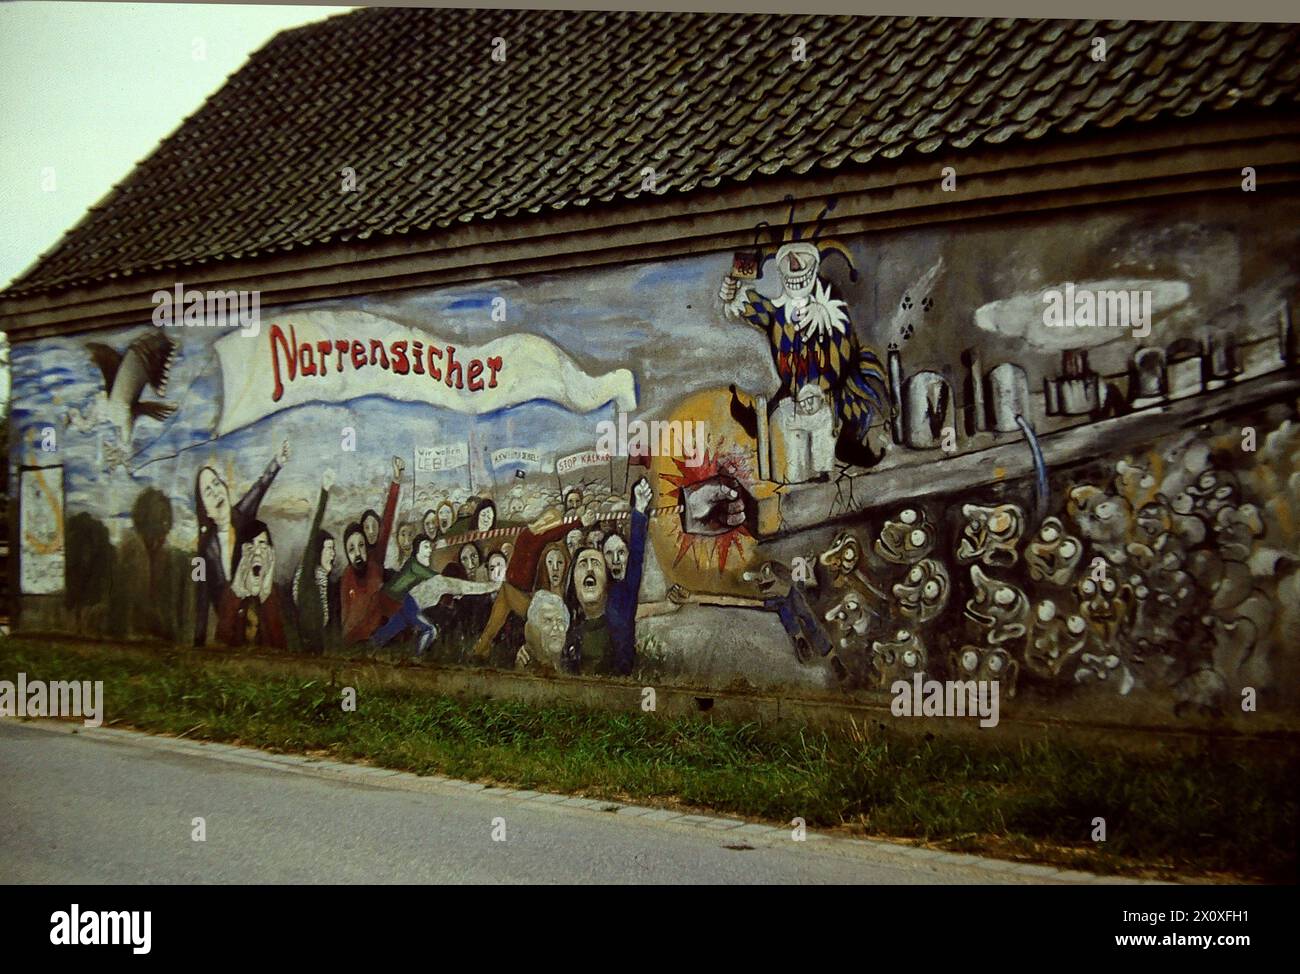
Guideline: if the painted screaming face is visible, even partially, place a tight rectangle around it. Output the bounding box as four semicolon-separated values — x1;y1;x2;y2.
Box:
198;467;231;524
488;552;508;583
1024;516;1083;586
242;531;273;583
892;558;950;624
572;548;608;613
875;507;936;565
602;533;629;581
437;503;456;532
957;503;1025;568
775;242;820;301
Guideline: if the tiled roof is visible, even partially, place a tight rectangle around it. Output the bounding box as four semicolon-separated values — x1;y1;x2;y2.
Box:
6;10;1298;298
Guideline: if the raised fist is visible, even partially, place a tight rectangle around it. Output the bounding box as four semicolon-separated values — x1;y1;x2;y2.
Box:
682;477;747;536
632;477;652;513
392;456;405;482
719;275;740;310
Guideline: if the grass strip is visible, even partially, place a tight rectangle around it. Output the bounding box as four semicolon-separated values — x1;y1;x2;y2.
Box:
2;636;1294;882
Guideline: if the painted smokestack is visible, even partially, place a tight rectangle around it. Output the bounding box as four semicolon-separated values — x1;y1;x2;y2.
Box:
888;345;904;445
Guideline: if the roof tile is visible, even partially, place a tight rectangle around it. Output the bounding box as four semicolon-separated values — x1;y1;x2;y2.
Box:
6;9;1297;299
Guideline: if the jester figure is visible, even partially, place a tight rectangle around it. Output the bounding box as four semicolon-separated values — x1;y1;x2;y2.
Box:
719;201;891;472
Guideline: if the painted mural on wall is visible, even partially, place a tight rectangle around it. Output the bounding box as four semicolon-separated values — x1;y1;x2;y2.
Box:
8;192;1300;722
18;465;64;595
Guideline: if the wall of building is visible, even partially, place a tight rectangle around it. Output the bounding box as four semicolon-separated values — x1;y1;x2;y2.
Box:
8;190;1299;728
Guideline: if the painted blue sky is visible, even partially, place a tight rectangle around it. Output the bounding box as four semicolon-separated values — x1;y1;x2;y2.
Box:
8;248;778;550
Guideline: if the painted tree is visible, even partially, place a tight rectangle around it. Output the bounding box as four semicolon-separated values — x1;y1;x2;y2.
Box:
131;487;173;590
64;512;113;629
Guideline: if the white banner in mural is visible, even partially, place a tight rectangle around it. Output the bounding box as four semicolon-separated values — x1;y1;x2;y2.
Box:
416;443;469;472
20;466;65;595
490;448;543;469
556;449;613;476
213;309;638;436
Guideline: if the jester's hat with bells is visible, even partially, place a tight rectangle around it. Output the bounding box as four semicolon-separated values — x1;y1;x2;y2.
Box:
730;196;857;339
732;196;857;283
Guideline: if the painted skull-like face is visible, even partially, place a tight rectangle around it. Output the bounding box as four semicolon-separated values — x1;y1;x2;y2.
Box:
775;242;820;301
1026;600;1089;679
1068;485;1132;559
1075;649;1129;691
1188;470;1239;516
957;503;1024;568
875;508;936;565
964;565;1029;645
1024;516;1083;586
1075;573;1130;640
870;629;928;689
819;531;864;577
824;590;875;645
1214;503;1264;562
743;560;789;597
892;558;950;624
952;644;1019;697
1134;501;1171;545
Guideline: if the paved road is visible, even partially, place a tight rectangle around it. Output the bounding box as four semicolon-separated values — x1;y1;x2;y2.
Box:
0;721;1113;884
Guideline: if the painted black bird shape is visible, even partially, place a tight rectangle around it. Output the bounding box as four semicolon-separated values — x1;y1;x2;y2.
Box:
66;332;179;455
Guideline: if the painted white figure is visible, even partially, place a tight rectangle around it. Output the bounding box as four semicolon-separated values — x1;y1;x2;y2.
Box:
771;383;836;483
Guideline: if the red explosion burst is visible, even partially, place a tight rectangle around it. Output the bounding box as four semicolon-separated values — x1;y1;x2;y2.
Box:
658;444;755;571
